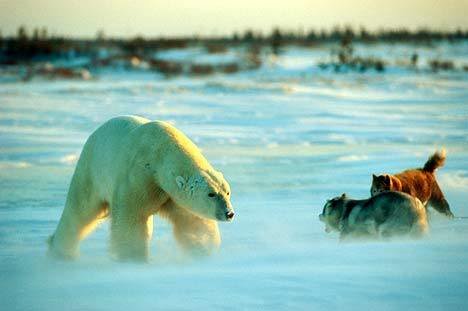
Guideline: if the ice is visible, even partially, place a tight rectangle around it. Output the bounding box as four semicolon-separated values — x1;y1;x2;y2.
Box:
164;49;239;65
1;42;468;310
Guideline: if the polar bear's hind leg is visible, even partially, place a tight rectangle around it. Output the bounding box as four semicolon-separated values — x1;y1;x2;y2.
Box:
48;173;108;259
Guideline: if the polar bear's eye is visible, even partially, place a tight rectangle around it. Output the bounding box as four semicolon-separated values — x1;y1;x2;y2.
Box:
226;192;230;196
208;193;216;198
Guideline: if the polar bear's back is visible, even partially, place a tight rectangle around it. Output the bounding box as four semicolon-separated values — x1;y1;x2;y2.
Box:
75;115;210;202
85;115;150;158
78;116;151;200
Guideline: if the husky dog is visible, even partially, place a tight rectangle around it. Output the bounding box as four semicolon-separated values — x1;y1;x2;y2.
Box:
319;192;428;240
371;149;453;218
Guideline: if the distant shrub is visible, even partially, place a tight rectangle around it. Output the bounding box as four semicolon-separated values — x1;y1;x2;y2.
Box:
205;44;227;54
149;59;183;75
219;63;239;74
189;64;214;75
429;59;455;72
271;28;283;55
243;44;262;69
411;53;419;67
24;63;92;80
319;38;386;73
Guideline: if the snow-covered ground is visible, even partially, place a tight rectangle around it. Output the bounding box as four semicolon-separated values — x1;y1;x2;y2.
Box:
1;43;468;310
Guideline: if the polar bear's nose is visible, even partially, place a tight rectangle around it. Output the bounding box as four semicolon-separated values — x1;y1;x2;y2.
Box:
226;211;234;221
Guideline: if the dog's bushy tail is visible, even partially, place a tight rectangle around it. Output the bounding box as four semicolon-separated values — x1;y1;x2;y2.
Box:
423;149;446;173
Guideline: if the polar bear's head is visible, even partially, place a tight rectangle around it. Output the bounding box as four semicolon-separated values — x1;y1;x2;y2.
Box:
173;170;234;222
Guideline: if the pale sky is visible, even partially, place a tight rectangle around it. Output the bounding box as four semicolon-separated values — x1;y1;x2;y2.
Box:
1;0;467;38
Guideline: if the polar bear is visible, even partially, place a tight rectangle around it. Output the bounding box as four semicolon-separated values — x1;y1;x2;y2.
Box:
48;116;234;261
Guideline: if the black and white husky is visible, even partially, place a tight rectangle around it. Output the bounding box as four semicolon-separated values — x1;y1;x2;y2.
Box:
319;191;428;240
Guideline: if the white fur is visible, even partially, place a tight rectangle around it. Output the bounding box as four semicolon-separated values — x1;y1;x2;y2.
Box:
49;116;233;261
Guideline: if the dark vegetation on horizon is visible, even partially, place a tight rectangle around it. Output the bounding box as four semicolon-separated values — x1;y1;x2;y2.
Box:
1;25;467;80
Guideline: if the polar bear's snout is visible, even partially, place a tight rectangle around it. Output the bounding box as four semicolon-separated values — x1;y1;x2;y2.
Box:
225;211;235;221
219;209;234;222
217;206;235;222
216;201;235;222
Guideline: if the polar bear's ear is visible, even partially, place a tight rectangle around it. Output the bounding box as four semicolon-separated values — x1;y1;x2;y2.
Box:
176;176;186;189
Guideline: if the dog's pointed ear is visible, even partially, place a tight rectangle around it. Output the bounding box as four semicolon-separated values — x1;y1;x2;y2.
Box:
372;174;377;180
176;176;186;189
341;193;346;199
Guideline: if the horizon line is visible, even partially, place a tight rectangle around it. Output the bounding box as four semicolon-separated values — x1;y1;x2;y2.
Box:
3;24;468;41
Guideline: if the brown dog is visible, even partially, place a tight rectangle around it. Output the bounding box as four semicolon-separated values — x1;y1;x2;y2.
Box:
371;150;453;218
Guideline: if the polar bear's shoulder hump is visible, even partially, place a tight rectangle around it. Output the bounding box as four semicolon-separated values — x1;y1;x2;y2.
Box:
110;115;150;126
144;120;190;141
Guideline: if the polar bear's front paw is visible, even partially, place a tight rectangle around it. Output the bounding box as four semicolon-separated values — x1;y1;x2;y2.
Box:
46;235;79;260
